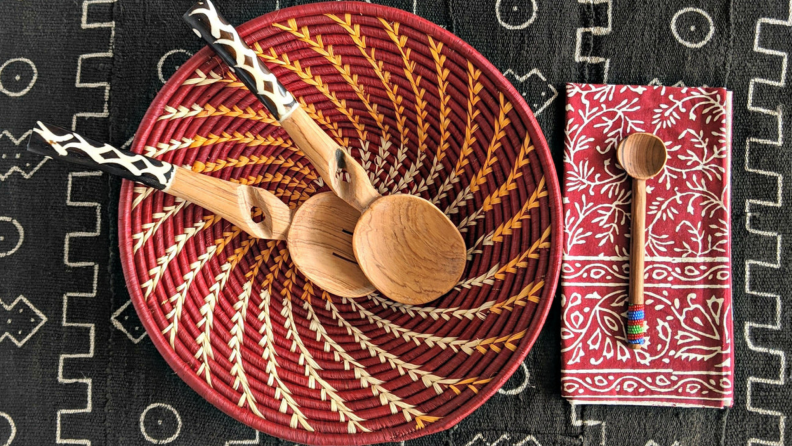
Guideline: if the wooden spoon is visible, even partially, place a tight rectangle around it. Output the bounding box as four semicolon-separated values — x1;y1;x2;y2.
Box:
185;0;467;305
27;122;375;297
616;133;668;349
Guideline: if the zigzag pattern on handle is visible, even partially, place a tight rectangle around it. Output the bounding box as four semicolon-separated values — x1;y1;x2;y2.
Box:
33;122;175;189
186;0;298;120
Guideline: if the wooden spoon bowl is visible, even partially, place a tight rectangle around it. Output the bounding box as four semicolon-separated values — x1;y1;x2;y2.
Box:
288;192;375;297
353;195;467;305
281;106;467;304
288;192;465;303
617;132;667;180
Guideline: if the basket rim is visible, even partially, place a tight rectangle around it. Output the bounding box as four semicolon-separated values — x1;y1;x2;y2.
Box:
119;2;563;444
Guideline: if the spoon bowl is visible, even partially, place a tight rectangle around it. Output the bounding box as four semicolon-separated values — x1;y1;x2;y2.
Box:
281;106;467;304
617;132;668;179
352;195;467;304
288;192;375;297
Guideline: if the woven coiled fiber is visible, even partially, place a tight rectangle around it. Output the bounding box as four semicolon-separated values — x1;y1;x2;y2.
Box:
118;2;562;445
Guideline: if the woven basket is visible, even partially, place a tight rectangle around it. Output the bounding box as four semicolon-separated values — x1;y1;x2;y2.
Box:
119;2;561;444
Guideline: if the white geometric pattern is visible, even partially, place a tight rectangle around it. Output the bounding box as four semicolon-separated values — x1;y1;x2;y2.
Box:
56;171;102;445
0;58;37;97
0;217;24;258
495;0;538;30
224;430;260;445
463;433;542;446
72;0;115;131
0;412;15;446
503;68;558;116
110;299;147;344
0;129;47;182
139;403;182;444
575;0;612;82
0;295;47;347
670;7;715;49
497;362;532;395
53;1;115;438
569;403;604;446
744;2;791;446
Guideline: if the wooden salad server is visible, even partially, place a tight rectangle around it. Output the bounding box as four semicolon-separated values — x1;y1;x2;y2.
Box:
185;0;467;305
616;133;668;349
27;122;375;296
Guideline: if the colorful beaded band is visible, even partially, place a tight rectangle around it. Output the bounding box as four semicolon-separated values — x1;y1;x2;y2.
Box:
627;304;645;345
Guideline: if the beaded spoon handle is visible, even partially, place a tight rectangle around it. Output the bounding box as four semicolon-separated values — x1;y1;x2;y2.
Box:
616;133;668;349
27;122;293;240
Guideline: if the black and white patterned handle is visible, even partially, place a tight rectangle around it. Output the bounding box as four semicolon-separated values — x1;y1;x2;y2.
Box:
185;0;381;211
184;0;298;120
27;122;176;190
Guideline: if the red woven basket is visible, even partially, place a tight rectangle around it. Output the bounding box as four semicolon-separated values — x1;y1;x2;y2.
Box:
119;2;562;444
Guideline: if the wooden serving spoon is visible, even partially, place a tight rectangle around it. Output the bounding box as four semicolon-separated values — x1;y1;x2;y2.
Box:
185;0;467;305
27;122;375;296
616;133;668;349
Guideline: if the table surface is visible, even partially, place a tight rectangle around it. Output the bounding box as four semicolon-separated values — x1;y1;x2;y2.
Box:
1;0;790;445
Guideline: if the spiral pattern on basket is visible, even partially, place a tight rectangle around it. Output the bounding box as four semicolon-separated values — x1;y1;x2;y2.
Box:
121;6;558;444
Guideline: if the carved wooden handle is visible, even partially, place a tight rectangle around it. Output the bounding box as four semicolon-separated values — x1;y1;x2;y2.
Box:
28;122;293;240
627;178;647;349
28;122;175;190
281;107;380;211
167;168;293;240
185;0;379;211
183;0;298;120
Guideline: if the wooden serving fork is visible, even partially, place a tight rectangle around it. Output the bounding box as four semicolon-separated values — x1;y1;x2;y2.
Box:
28;122;292;239
27;122;375;296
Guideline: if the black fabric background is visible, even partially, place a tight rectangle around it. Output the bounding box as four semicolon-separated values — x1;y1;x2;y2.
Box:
1;0;790;445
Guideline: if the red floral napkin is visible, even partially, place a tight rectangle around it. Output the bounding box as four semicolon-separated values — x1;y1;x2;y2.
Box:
560;84;733;408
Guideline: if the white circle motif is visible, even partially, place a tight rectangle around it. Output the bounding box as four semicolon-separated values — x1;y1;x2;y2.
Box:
498;362;531;395
0;58;38;97
157;49;193;84
0;217;24;258
670;7;714;49
496;0;537;30
0;412;15;446
139;403;182;444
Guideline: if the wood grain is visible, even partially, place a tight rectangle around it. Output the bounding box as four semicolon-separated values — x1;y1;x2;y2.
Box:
168;167;293;240
628;177;646;350
616;133;667;180
191;7;468;303
281;107;379;211
284;107;467;304
353;194;467;305
287;192;376;297
617;133;667;349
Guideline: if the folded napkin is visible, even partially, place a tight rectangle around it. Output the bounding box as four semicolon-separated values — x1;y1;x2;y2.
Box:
560;84;733;408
